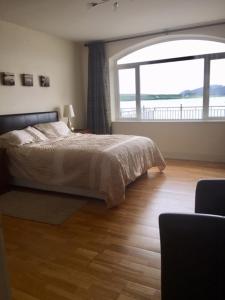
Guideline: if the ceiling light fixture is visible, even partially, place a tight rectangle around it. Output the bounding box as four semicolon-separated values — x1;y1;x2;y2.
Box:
88;0;119;10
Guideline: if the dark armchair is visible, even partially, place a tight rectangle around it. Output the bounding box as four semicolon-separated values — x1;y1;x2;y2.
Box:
159;179;225;300
195;179;225;215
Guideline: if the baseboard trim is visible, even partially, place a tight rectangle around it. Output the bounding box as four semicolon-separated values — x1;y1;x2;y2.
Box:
163;152;225;163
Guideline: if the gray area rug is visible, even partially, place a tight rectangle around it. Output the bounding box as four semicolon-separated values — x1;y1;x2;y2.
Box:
0;190;86;224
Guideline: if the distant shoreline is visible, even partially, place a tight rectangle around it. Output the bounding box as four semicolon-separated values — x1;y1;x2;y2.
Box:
120;85;225;101
120;94;224;101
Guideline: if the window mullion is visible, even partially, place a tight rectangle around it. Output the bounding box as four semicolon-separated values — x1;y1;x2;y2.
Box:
203;57;210;119
135;65;141;119
115;67;120;120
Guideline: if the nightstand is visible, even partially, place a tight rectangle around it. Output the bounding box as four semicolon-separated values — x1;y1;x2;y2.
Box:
0;149;10;194
73;129;91;134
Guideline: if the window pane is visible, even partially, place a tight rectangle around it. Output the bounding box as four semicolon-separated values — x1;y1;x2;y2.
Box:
209;58;225;118
118;40;225;64
118;68;136;119
140;59;204;120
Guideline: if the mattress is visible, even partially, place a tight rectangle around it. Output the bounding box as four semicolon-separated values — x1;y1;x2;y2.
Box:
7;133;166;207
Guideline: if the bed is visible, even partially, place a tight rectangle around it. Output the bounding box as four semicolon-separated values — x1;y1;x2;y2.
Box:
0;111;166;208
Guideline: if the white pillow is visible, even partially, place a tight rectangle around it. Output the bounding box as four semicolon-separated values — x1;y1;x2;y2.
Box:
34;121;71;138
0;129;35;146
25;126;48;141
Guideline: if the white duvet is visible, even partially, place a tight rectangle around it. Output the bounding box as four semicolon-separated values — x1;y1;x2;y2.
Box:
7;133;166;207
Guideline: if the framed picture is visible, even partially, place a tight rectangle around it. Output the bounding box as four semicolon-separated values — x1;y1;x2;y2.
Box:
39;75;50;87
21;74;33;86
2;72;15;86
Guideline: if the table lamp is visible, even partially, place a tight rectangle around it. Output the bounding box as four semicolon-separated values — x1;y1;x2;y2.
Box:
63;104;75;130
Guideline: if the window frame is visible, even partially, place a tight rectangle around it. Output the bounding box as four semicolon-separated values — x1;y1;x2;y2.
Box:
115;51;225;121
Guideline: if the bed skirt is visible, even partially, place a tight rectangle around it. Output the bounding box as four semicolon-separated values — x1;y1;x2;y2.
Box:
10;177;106;201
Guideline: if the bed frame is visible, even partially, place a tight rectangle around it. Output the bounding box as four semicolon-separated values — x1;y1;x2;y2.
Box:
0;111;58;135
0;111;105;201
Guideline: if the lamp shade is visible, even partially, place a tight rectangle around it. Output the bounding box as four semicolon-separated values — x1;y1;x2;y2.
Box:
63;104;75;118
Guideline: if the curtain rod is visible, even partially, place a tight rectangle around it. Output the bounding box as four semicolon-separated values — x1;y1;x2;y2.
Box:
84;19;225;46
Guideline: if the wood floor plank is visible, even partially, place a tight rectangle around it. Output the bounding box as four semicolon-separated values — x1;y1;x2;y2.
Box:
2;159;225;300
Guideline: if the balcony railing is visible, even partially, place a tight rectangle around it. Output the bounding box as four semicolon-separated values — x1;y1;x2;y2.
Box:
120;105;225;120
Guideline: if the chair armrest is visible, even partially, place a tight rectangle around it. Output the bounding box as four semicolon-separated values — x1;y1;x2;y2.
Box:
195;179;225;216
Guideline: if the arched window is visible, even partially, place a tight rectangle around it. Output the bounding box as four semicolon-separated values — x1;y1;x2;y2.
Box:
115;40;225;121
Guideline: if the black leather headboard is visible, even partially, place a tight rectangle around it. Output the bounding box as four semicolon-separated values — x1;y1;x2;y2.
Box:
0;111;58;135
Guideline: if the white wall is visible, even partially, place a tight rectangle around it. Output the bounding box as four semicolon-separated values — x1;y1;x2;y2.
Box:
0;20;85;128
113;121;225;162
82;23;225;162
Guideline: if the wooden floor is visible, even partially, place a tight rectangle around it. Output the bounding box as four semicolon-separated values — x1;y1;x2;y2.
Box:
2;160;225;300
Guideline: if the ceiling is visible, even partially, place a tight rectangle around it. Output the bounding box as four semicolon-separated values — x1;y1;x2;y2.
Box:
0;0;225;42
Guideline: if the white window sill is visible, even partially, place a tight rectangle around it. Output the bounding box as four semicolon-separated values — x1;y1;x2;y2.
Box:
113;119;225;123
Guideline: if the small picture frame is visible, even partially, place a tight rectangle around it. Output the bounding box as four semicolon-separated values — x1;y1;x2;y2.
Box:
2;72;15;86
39;75;50;87
21;73;33;86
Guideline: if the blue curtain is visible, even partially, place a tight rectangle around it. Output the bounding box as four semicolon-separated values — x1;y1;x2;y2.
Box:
87;42;111;134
